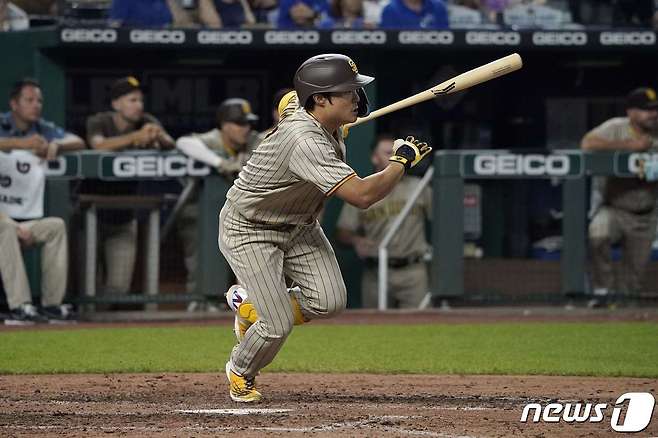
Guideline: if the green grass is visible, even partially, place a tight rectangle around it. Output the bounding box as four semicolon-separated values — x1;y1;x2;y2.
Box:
1;323;657;377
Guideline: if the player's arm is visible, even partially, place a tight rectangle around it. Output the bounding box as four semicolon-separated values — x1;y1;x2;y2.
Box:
89;132;139;151
334;164;404;209
334;136;432;209
581;131;651;152
52;133;85;152
176;135;223;167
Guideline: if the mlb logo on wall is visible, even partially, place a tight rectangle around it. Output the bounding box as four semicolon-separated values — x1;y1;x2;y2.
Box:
521;392;655;433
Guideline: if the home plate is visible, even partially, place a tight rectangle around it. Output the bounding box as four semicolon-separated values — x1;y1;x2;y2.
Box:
177;408;292;415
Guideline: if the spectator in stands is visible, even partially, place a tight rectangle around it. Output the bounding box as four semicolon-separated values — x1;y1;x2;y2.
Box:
613;0;654;27
581;87;658;307
379;0;448;29
0;78;84;324
84;76;174;299
212;0;257;27
110;0;223;27
336;134;431;308
318;0;367;28
250;0;279;25
175;98;260;302
277;0;329;28
0;0;29;31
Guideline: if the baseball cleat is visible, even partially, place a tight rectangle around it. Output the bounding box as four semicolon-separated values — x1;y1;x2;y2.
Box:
225;285;258;342
225;361;262;403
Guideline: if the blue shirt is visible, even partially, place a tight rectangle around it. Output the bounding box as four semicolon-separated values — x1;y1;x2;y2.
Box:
0;112;66;142
380;0;448;29
214;0;245;27
277;0;328;28
109;0;173;27
317;16;365;29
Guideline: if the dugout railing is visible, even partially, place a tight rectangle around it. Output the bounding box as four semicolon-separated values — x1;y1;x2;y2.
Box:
432;149;658;303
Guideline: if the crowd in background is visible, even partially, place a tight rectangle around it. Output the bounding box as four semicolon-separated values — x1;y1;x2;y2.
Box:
1;0;658;31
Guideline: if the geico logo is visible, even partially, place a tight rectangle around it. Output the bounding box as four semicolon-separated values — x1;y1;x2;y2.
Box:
264;31;319;44
399;31;454;44
600;32;655;45
627;153;658;173
331;31;386;44
474;154;570;176
112;156;210;177
44;157;67;177
532;32;587;46
466;31;520;45
198;30;252;44
61;28;117;43
130;30;186;44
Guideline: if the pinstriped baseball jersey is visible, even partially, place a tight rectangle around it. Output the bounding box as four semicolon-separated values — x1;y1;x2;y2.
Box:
226;107;356;225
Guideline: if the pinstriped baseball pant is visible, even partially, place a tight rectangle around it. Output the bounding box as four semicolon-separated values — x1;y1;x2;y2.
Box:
589;206;658;294
218;202;347;378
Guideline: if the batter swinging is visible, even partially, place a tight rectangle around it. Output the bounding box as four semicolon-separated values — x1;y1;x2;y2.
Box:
219;53;432;402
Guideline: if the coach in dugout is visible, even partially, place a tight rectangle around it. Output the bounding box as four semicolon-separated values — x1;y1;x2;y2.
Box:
336;133;431;309
84;76;174;300
581;87;658;306
175;98;260;299
0;77;84;323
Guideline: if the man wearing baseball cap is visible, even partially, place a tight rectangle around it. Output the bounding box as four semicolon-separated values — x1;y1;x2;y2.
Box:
83;76;174;303
581;86;658;307
175;97;261;303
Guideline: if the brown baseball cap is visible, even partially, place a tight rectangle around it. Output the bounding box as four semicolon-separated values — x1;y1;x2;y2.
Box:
217;98;259;125
110;76;142;101
626;87;658;110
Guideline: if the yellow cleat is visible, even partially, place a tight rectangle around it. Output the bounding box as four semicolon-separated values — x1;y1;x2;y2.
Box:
226;362;262;403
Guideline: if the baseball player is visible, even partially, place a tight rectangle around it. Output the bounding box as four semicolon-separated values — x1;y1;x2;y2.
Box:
582;87;658;305
336;133;432;309
219;53;431;402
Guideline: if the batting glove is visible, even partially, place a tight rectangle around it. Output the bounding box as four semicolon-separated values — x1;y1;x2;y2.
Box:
389;136;432;170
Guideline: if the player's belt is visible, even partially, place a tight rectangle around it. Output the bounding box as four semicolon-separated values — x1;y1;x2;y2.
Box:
364;255;423;269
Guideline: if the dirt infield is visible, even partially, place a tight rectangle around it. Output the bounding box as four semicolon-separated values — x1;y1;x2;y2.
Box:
1;308;657;437
1;373;657;437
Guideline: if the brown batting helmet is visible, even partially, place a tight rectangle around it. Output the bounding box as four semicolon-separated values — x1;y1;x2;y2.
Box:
294;54;374;116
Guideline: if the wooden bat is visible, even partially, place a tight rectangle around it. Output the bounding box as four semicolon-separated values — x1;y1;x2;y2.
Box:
346;53;523;129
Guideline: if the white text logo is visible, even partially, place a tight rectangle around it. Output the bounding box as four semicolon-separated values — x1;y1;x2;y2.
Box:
521;392;655;433
264;31;319;44
332;31;386;44
130;30;186;44
112;156;210;178
198;30;252;45
473;154;570;176
600;32;655;46
466;31;520;46
61;28;117;43
399;31;454;45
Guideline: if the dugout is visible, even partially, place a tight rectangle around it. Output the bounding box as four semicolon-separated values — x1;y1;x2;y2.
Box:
2;27;658;308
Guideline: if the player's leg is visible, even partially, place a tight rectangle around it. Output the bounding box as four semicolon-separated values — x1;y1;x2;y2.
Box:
218;206;295;388
588;206;622;294
102;219;137;294
21;217;68;307
284;221;347;321
0;216;32;310
619;210;657;296
360;267;379;308
392;263;429;309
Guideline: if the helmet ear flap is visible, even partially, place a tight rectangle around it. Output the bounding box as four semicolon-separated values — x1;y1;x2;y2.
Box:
356;88;370;117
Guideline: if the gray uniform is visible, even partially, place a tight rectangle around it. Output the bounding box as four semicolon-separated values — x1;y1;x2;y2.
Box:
218;105;355;378
177;128;260;293
337;178;431;308
587;117;658;294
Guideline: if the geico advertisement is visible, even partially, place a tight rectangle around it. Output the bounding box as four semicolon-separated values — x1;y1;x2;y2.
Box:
615;152;658;175
101;155;210;179
462;153;581;177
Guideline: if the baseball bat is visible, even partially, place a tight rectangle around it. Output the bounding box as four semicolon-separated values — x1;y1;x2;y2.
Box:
345;53;523;128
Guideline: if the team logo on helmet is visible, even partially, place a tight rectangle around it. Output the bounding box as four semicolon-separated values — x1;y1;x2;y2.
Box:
647;88;657;101
127;76;140;87
241;101;252;115
348;58;358;74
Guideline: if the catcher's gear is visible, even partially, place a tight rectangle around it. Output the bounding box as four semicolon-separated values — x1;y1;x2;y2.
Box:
294;53;374;116
389;136;432;170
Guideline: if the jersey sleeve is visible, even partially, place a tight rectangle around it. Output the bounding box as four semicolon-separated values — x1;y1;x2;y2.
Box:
85;114;105;145
288;136;356;196
336;202;360;231
195;129;222;152
589;118;622;141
